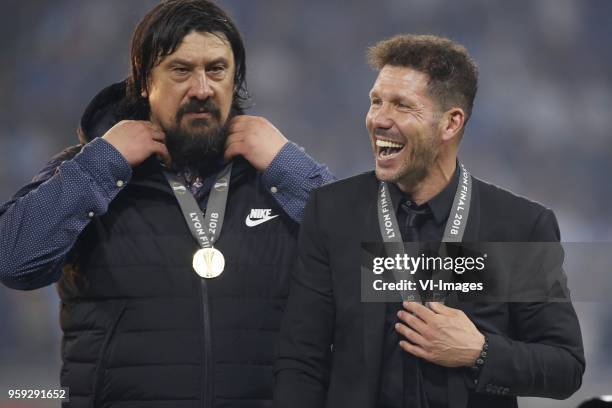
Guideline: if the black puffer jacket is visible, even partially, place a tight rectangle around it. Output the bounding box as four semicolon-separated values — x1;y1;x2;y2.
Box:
58;82;298;408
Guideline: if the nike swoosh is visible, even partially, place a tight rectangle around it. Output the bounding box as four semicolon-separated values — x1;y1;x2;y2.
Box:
245;214;280;227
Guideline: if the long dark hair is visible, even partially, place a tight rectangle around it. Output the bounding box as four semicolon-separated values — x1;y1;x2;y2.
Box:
124;0;249;119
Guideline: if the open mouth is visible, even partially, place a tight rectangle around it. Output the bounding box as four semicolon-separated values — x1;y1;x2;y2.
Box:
376;139;405;159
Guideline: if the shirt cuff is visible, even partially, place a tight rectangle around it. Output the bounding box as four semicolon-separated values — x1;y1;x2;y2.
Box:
262;142;334;223
71;137;132;207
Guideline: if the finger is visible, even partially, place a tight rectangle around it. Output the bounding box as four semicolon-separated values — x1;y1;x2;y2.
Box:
227;114;248;124
227;117;248;132
142;122;166;141
395;323;427;347
151;141;171;166
403;301;436;322
140;121;159;134
427;301;456;316
142;120;163;132
151;140;170;159
397;310;428;335
224;132;244;146
223;142;242;162
228;115;266;134
227;115;253;132
151;131;166;144
399;340;430;360
224;137;245;155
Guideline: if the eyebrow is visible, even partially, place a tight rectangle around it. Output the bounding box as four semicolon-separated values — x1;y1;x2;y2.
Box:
206;57;229;67
166;58;195;68
166;57;229;68
369;88;415;102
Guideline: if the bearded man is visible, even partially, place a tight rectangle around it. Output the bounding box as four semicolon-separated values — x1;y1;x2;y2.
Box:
0;1;333;407
274;34;584;408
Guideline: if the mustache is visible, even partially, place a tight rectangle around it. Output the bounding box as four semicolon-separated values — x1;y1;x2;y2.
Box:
374;127;403;140
176;98;221;122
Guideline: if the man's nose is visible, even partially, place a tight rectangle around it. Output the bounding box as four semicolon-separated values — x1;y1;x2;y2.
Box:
187;70;213;100
370;104;394;129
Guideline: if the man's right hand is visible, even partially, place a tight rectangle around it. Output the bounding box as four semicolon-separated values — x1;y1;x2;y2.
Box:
102;120;170;167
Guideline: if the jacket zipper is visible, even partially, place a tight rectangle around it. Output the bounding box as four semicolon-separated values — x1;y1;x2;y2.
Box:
200;278;214;408
193;169;246;408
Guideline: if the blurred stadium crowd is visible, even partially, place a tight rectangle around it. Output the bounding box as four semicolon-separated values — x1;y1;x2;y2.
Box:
0;1;610;406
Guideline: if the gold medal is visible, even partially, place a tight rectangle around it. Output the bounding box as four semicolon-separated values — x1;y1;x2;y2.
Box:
192;247;225;278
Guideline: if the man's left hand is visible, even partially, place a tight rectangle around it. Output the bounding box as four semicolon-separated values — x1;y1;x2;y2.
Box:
395;301;485;368
224;115;288;171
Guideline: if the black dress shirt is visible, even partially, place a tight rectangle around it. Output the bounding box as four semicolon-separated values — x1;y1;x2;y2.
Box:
377;166;460;408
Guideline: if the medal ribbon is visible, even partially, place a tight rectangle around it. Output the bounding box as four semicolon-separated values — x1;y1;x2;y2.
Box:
376;162;473;301
163;163;232;251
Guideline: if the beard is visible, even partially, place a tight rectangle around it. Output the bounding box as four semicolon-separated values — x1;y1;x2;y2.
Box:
163;97;235;174
375;127;440;192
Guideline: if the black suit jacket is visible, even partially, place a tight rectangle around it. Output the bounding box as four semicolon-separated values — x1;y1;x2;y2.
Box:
274;172;584;408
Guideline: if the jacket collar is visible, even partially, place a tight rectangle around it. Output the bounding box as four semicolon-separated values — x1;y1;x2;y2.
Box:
128;156;254;199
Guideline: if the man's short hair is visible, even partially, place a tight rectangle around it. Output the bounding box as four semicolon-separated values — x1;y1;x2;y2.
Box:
367;34;478;122
125;0;248;118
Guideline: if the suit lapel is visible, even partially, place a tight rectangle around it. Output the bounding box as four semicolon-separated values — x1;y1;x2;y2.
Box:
461;176;480;243
446;177;480;408
359;173;387;407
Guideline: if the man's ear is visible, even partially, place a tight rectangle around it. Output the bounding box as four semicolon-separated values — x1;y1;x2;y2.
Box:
440;108;465;143
141;78;150;98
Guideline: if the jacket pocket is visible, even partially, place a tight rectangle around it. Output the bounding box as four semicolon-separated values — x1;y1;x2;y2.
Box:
91;300;128;408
